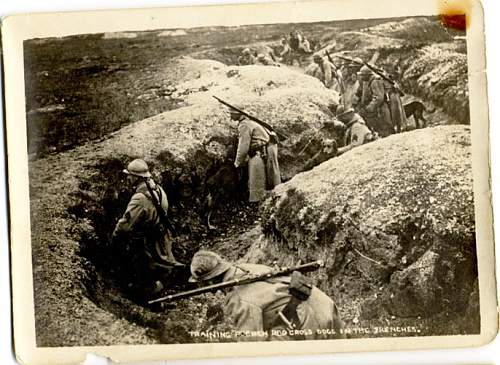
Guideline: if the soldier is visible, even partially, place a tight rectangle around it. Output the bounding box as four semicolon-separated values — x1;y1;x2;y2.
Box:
231;105;281;202
189;250;345;341
335;107;376;156
307;54;342;93
238;48;256;66
255;53;280;67
384;67;407;133
112;159;183;299
357;65;394;138
278;37;293;65
289;30;313;54
339;57;363;109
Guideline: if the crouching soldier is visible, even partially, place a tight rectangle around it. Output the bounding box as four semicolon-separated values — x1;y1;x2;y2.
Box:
112;159;184;301
238;48;256;65
335;107;376;156
230;106;281;202
189;251;346;341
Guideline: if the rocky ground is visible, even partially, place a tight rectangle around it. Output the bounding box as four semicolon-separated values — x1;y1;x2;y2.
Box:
23;16;475;347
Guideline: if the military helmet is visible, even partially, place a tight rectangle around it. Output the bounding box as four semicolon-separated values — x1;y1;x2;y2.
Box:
242;48;251;55
189;250;232;283
336;106;355;122
346;57;363;69
358;65;373;76
123;159;151;178
313;53;323;62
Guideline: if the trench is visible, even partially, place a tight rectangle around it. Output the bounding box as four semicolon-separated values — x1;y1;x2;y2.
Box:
68;153;261;343
63;26;473;341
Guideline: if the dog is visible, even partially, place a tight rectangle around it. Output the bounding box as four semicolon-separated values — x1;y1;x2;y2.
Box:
302;138;338;172
202;163;245;230
404;101;436;129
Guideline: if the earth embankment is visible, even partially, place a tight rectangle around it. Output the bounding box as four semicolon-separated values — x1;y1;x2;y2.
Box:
247;125;478;335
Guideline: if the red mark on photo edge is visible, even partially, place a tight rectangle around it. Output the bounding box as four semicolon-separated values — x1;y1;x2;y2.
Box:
440;14;467;31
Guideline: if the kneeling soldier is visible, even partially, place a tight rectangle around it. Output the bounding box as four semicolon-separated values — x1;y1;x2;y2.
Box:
335;106;376;156
189;250;345;341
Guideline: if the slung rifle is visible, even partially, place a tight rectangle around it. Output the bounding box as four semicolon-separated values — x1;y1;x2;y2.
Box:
213;95;289;141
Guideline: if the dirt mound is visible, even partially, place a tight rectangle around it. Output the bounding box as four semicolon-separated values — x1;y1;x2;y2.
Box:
29;57;340;346
363;17;453;43
331;31;405;53
401;45;469;123
328;28;468;125
111;57;340;180
246;125;478;335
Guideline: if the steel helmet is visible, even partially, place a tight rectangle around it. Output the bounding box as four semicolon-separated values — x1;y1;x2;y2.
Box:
358;65;373;76
189;250;232;283
313;53;323;62
123;159;151;178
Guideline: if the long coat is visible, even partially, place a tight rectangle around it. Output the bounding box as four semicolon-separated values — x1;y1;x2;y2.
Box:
359;75;394;137
385;82;407;133
113;180;171;273
235;118;281;202
222;263;345;341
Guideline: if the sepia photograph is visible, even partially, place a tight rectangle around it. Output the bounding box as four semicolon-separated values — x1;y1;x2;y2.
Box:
2;0;497;363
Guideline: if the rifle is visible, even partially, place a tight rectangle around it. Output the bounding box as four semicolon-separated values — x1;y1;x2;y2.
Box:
143;179;185;267
144;179;176;236
325;50;345;95
298;126;325;156
337;55;405;96
213;95;289;141
148;259;324;304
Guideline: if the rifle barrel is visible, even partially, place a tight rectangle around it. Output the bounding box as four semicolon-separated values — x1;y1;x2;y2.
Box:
213;95;289;141
148;260;324;304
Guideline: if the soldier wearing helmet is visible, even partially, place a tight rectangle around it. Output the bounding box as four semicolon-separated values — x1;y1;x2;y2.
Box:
357;65;394;137
335;106;376;156
238;48;256;65
230;104;281;202
339;57;363;109
189;250;345;341
306;53;342;93
112;159;183;299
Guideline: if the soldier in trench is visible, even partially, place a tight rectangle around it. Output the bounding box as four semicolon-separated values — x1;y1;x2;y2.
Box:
189;250;346;341
357;64;406;137
111;159;184;301
335;106;376;156
230;105;281;203
306;53;343;93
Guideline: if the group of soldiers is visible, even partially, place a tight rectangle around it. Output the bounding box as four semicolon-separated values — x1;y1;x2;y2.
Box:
238;30;313;67
307;53;407;139
110;31;413;342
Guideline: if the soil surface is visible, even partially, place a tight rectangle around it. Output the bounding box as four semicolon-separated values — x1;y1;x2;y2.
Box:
24;16;472;347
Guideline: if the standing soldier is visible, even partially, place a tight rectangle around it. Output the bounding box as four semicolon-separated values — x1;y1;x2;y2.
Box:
230;105;281;202
307;54;342;93
339;57;363;109
279;37;293;65
112;159;183;299
189;250;345;341
384;67;407;133
357;65;394;138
